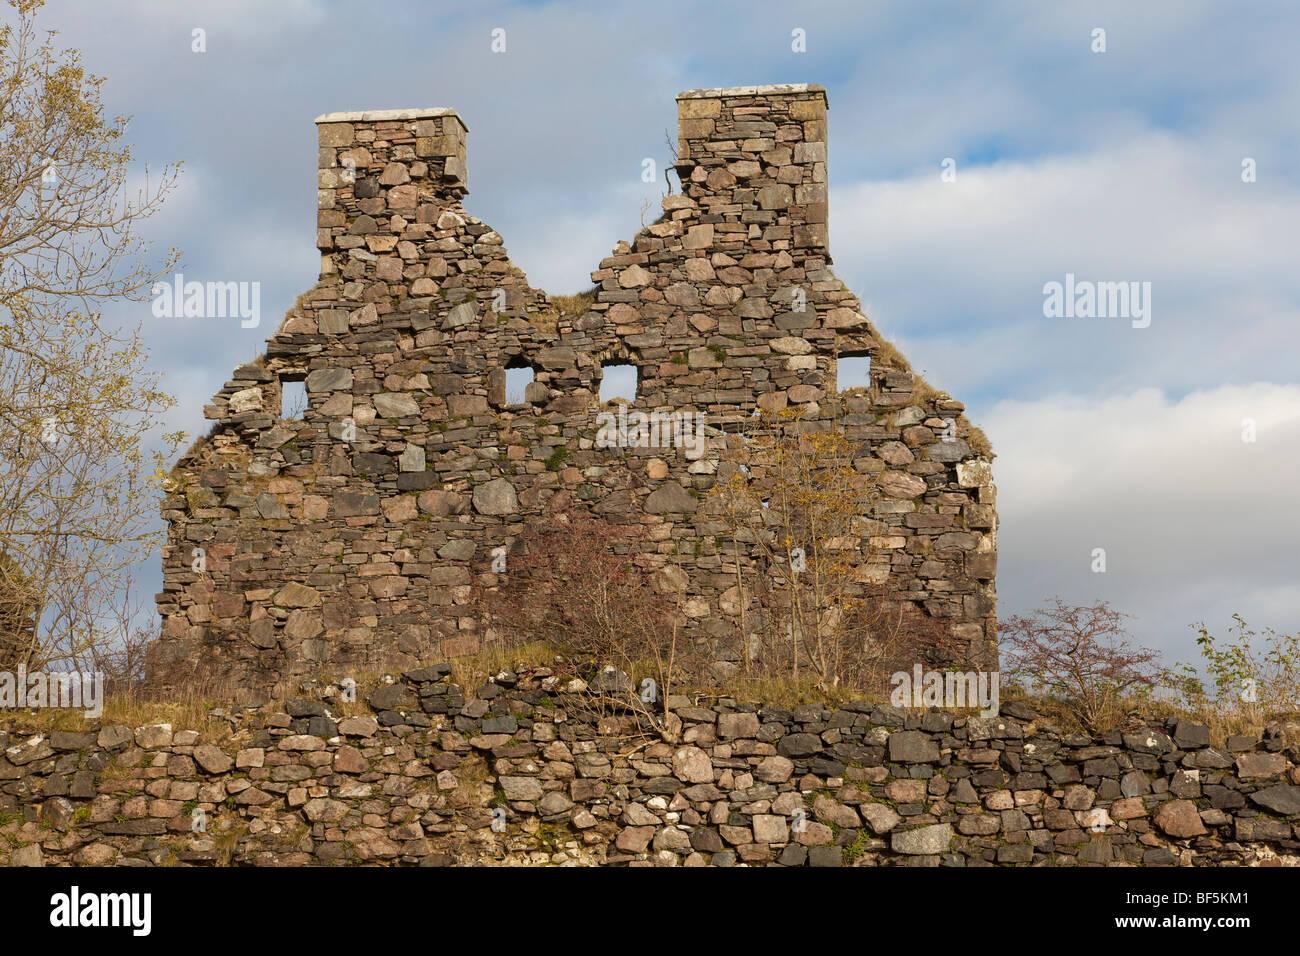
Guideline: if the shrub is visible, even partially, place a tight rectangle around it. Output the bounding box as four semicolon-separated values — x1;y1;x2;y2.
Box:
1173;615;1300;721
999;598;1171;733
709;408;940;693
472;509;689;721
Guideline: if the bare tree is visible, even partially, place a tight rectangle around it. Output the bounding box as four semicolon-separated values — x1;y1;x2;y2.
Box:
0;0;183;669
1000;598;1171;732
472;509;693;729
711;407;899;691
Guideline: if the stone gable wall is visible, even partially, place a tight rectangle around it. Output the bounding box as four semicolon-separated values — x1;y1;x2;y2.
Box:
2;671;1298;867
149;84;997;699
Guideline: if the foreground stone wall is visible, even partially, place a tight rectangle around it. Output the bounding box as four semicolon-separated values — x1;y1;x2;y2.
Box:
150;84;997;699
3;667;1297;867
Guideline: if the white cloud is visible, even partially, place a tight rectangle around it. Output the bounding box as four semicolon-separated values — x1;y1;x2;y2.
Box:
986;383;1300;661
826;132;1300;404
832;132;1298;301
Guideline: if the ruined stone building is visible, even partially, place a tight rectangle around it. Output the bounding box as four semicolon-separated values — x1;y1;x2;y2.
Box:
148;84;997;700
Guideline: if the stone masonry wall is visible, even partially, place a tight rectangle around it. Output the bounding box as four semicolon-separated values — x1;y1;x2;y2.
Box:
149;85;997;700
2;667;1298;867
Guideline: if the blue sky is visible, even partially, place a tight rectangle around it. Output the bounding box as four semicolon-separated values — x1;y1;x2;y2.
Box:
41;0;1300;669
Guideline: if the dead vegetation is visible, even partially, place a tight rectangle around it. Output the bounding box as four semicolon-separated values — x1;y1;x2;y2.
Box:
526;286;599;331
0;679;238;744
548;287;598;318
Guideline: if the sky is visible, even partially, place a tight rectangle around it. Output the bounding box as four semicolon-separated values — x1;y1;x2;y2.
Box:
35;0;1300;670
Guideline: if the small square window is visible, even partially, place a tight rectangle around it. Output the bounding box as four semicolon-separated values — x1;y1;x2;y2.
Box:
505;366;535;404
600;363;638;403
281;379;307;419
837;355;871;392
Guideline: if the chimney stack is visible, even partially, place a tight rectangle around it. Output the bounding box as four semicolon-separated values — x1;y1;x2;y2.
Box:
314;108;468;259
674;84;828;251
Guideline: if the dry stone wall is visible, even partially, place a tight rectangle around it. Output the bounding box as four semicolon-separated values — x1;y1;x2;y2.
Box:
2;668;1298;867
150;85;997;700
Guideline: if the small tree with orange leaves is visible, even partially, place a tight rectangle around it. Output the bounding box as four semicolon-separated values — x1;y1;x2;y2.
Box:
710;408;885;689
0;0;183;670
